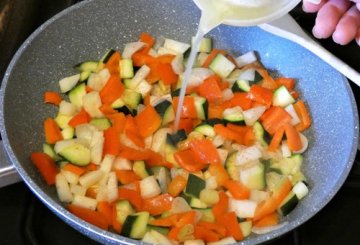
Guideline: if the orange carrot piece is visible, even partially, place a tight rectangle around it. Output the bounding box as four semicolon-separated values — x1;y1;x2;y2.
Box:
63;163;86;176
104;51;121;75
99;75;124;105
132;52;156;67
68;109;90;128
197;75;223;103
212;191;228;219
256;68;278;91
118;187;143;211
189;139;221;165
126;130;145;148
208;103;224;119
149;213;180;227
284;123;302;151
175;210;197;228
44;118;63;144
30;152;59;185
275;77;295;91
103;127;121;155
253;212;279;228
142;193;173;216
228;92;253;110
116;170;140;185
170;118;195;133
224;180;250;199
99;104;117;115
168;226;181;240
293;100;311;131
112;203;122;233
134;105;162;138
167;175;187;197
194;225;222;242
209;163;230;186
44;91;62;105
202;49;227;68
85;186;98;199
197;222;227;237
68;204;108;230
86;162;98;171
106;113;126;134
268;127;285;152
213;124;242;144
139;32;155;53
174;149;207;172
247;84;273;108
261;106;292;135
97;201;113;226
217;212;243;241
173;96;198;119
158;63;178;85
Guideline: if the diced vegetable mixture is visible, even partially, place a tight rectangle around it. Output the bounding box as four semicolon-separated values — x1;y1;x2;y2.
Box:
31;32;311;244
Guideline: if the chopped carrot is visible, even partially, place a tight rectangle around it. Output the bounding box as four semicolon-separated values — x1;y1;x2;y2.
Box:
112;204;122;233
104;51;121;75
156;54;176;64
86;186;98;199
68;109;91;128
132;52;156;67
268;127;285;152
115;170;140;185
212;191;228;219
217;212;243;241
175;210;197;228
85;162;98;171
139;32;155;54
284;123;302;151
99;104;117;115
203;49;227;68
30;152;59;185
293;100;311;131
158;63;178;85
247;84;273;108
99;75;124;105
261;106;292;135
224;180;250;199
103;127;121;155
197;222;227;237
143;94;151;106
85;85;93;93
197;75;223;103
209;163;229;186
275;77;295;91
44;118;63;144
68;204;109;230
142;193;173;216
118;187;143;211
208;103;224;119
126;130;145;148
189;139;221;165
44;91;62;105
63;163;86;176
256;68;278;91
106;112;126;134
253;212;279;228
213;124;242;144
167;175;187;197
97;201;113;226
149;213;180;227
194;225;222;242
134;105;162;138
173;96;198;119
226;124;255;145
174;148;207;172
228;92;253;110
170;118;194;133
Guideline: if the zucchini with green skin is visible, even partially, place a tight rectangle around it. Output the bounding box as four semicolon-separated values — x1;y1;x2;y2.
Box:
194;124;215;137
90;118;111;131
209;53;236;78
115;200;135;224
184;174;206;198
166;130;187;146
272;85;295;107
74;61;98;72
225;151;239;181
133;160;150;179
100;49;116;64
58;143;91;166
193;95;208;120
231;79;250;92
121;212;150;239
146;225;169;236
120;58;134;79
68;83;86;108
277;191;298;216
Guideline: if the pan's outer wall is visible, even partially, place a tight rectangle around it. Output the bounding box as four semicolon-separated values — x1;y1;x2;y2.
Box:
0;0;358;244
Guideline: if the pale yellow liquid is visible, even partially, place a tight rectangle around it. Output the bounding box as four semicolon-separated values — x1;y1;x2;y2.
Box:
173;0;287;130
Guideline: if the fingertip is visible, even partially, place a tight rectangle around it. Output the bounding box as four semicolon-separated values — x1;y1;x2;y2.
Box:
303;0;325;13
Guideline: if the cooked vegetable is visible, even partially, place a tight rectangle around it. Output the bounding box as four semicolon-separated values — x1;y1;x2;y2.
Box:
32;33;312;244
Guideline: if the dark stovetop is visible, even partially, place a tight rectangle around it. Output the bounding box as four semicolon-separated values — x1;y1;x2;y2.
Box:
0;1;360;245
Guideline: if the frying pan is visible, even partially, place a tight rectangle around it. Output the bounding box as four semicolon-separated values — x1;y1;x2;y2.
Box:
0;0;358;244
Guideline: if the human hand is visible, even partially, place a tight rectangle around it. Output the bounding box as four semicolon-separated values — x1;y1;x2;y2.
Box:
303;0;360;46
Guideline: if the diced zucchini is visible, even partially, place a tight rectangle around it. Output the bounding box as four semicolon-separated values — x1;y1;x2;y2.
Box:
74;61;98;72
266;172;284;192
239;221;252;237
129;65;150;90
253;121;268;147
185;174;205;198
111;97;125;109
183;194;208;208
120;58;134;79
146;225;169;236
193;96;208;120
195;208;215;223
272;85;295;107
199;189;219;206
122;89;142;110
79;70;92;83
61;127;75;140
90;118;111;131
270;154;303;175
166;130;187;146
154;100;172;118
100;49;116;64
68;83;86;108
58;143;91;166
240;163;266;190
194;124;215;137
278;191;299;216
192;37;212;53
54;113;72;129
133;160;150;179
231;79;250;92
43;143;62;161
121;212;150;239
223;106;244;124
116;200;135;224
209;54;235;78
225;151;239;181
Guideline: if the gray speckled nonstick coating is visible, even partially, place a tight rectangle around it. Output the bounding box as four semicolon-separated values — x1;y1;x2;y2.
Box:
0;0;358;244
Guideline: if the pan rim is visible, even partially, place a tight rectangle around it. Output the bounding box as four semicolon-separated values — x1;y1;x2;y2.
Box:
0;0;359;244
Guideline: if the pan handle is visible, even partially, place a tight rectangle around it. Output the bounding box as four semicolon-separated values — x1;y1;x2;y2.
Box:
0;140;21;188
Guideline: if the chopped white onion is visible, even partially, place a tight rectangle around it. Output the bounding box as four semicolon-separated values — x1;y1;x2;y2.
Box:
293;133;309;154
72;195;97;210
235;145;262;165
229;198;258;218
171;54;184;75
163;38;191;54
122;41;145;59
171;197;192;213
238;69;255;81
187;68;214;87
285;104;301;125
59;74;80;93
281;140;292;158
59;101;77;116
56;172;73;203
235;51;257;67
243;106;266;126
82;91;104;118
129;65;150;90
222;88;234;101
87;68;110;91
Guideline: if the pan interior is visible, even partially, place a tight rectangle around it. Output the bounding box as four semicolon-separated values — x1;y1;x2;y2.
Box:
0;0;358;244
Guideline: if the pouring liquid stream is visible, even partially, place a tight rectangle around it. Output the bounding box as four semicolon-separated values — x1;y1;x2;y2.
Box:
173;0;276;131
